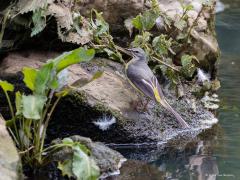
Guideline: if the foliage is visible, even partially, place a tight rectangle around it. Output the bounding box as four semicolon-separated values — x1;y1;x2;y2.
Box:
132;9;159;31
0;47;100;179
180;54;198;78
58;138;100;180
31;8;46;37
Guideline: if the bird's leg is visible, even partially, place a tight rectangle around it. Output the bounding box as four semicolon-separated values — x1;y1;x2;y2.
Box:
130;98;150;112
142;98;150;112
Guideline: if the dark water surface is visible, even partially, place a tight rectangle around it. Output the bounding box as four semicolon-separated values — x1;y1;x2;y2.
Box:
115;4;240;180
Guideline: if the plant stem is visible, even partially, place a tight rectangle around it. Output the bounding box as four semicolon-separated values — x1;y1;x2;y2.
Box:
38;95;62;163
186;6;204;41
152;56;180;72
4;91;14;119
0;9;10;48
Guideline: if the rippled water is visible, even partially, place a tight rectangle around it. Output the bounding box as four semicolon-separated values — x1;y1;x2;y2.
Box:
114;3;240;180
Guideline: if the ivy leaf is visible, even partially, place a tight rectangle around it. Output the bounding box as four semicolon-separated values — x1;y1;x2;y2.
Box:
58;160;74;178
22;67;37;91
91;9;109;36
152;34;173;56
31;8;46;37
22;95;47;120
132;31;151;48
72;145;100;180
132;14;142;30
181;54;197;78
174;19;187;31
0;80;14;92
132;9;158;31
53;48;95;73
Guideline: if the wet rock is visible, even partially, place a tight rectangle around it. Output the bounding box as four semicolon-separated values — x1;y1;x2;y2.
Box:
0;115;22;180
0;52;218;145
109;160;165;180
51;135;126;178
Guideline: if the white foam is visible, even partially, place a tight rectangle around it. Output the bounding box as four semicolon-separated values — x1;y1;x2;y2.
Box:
197;68;210;83
93;115;116;131
216;0;226;13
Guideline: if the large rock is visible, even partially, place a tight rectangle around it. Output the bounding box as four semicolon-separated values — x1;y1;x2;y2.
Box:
52;135;126;178
0;115;22;180
0;51;218;145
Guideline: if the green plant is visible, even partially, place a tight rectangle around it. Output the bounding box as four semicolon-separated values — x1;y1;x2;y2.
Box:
0;47;101;179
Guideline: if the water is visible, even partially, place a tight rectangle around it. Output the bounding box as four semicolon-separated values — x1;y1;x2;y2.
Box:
115;3;240;180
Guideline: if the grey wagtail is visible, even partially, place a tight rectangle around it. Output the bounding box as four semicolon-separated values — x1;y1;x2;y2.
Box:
125;47;190;129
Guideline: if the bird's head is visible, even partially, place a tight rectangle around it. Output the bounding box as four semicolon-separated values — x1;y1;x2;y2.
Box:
127;47;147;62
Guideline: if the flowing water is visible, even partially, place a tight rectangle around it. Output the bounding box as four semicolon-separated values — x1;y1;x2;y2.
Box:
114;2;240;180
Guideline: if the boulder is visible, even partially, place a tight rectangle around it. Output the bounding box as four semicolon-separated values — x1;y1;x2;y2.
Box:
0;51;218;145
51;135;126;178
0;115;22;180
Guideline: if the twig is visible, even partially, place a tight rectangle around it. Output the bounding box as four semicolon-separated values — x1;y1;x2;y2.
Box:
152;56;180;72
186;6;204;40
0;9;10;48
19;146;34;155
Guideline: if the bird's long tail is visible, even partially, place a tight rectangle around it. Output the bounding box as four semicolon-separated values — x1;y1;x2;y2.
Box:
160;98;190;128
152;78;190;128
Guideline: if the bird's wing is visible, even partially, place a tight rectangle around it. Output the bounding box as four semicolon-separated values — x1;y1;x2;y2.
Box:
128;69;162;102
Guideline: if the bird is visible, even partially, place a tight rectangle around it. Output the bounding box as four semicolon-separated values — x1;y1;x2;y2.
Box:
125;47;190;129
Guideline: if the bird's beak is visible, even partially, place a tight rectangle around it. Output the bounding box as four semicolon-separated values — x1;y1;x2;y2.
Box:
120;48;132;56
125;48;133;52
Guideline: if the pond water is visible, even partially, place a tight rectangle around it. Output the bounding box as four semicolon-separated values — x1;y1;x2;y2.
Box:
114;3;240;180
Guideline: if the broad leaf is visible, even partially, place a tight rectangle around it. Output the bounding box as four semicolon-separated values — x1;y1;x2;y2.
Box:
22;67;37;91
22;95;47;120
72;145;100;180
53;48;95;73
35;62;54;95
0;80;14;92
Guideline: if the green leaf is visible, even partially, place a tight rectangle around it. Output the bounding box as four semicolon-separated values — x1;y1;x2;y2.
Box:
181;54;197;78
15;91;22;116
22;95;47;120
35;62;54;95
62;137;74;145
72;145;100;180
31;8;46;37
0;80;14;92
91;9;109;36
132;9;158;31
132;31;151;48
174;19;187;31
132;15;142;30
152;34;173;56
22;67;37;91
53;48;95;73
58;160;74;178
